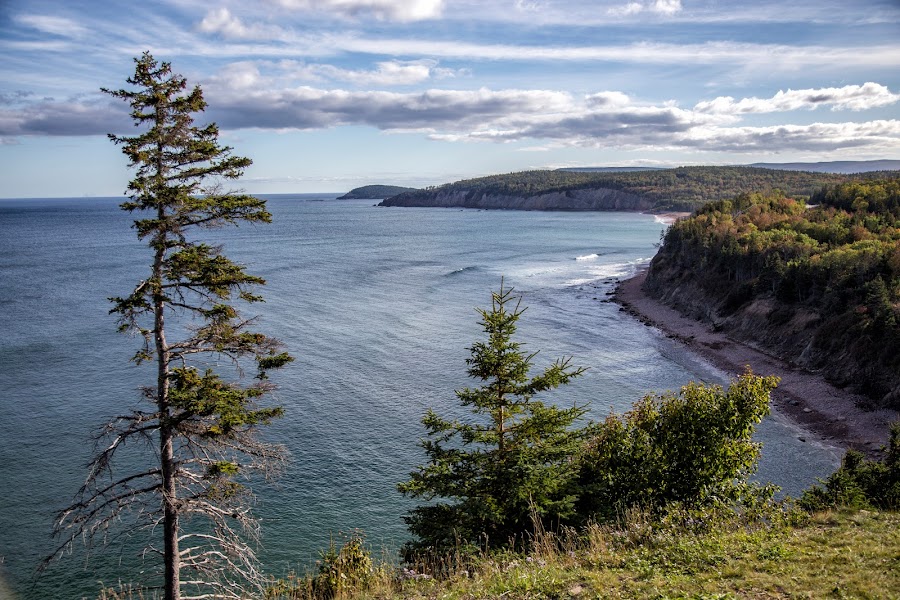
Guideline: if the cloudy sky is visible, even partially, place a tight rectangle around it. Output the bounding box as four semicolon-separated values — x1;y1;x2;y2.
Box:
2;0;899;197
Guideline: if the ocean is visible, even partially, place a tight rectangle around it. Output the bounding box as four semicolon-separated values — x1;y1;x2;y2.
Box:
0;194;840;598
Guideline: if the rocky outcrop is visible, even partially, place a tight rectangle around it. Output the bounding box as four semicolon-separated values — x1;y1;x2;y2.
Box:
379;187;655;211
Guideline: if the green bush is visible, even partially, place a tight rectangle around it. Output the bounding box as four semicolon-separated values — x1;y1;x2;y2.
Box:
313;532;374;599
576;370;780;522
800;421;900;511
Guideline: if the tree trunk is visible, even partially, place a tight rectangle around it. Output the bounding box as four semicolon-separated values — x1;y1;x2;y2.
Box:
154;197;180;600
161;426;180;600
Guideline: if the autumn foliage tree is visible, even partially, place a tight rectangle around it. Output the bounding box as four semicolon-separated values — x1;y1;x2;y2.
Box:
47;53;292;600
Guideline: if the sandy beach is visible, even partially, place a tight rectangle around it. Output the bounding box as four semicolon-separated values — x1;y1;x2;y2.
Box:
614;268;899;458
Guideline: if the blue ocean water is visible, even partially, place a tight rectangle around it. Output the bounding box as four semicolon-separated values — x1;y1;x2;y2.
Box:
0;195;839;598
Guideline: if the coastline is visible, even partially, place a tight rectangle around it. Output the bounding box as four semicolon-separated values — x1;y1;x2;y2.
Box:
614;267;899;458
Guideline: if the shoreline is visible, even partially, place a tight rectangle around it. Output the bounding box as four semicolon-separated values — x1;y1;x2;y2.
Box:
614;267;898;458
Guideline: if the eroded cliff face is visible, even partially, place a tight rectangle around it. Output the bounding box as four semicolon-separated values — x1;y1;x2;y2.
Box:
380;187;655;211
644;253;900;408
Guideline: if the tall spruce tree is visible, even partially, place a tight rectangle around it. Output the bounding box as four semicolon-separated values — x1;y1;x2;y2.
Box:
47;53;292;600
398;282;586;557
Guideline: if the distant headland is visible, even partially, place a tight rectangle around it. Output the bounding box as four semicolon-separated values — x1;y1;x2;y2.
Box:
378;161;900;212
338;185;418;199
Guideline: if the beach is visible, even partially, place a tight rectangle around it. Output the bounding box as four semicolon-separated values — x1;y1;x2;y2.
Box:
614;268;899;458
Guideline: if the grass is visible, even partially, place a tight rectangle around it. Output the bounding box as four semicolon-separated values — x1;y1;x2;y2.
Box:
264;508;900;600
98;508;900;599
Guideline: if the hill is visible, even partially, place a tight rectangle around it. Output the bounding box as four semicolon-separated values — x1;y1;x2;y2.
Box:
379;166;892;212
749;159;900;173
644;176;900;408
338;184;418;199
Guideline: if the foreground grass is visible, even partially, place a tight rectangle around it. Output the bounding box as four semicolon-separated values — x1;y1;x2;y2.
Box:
264;508;900;600
100;509;899;599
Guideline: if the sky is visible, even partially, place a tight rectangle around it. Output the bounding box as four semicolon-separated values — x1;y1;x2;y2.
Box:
1;0;899;197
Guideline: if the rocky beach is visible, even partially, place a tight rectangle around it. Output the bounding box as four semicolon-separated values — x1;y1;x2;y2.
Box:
614;268;899;458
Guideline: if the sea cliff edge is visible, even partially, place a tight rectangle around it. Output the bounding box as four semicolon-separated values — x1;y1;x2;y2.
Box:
614;268;899;457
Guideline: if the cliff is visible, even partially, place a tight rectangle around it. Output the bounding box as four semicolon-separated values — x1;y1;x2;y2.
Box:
644;259;900;409
643;182;900;409
380;187;653;211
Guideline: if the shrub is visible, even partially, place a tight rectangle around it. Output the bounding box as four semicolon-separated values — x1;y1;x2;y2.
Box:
800;421;900;511
576;369;780;522
313;532;374;599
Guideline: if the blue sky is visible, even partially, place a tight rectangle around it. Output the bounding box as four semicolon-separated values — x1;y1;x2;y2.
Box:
2;0;899;197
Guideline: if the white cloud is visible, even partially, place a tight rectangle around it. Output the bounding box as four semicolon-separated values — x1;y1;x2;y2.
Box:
2;81;898;159
208;59;467;88
652;0;683;15
301;59;467;85
608;2;643;16
269;0;444;21
608;0;682;17
695;83;900;114
14;14;88;37
680;120;900;153
198;8;288;40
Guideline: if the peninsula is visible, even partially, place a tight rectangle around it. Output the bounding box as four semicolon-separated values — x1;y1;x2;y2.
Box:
379;165;897;212
338;184;418;199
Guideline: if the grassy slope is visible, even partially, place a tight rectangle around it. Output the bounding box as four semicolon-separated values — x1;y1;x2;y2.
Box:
393;510;899;599
261;509;898;599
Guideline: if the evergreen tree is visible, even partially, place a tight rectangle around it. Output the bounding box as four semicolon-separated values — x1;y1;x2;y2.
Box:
398;282;585;557
47;53;292;600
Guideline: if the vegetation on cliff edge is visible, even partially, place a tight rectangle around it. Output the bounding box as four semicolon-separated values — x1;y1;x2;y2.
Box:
648;176;900;406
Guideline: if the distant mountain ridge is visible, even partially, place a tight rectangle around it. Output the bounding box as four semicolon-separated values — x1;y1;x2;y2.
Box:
558;160;900;174
746;160;900;173
556;166;665;173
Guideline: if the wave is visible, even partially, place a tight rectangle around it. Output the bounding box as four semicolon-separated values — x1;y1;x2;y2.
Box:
446;265;479;276
564;257;654;286
574;253;600;261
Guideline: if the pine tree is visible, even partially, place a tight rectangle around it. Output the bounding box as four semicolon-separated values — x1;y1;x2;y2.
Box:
398;282;585;557
47;53;293;600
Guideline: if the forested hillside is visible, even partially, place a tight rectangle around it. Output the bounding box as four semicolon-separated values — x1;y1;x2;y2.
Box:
645;177;900;407
380;166;894;212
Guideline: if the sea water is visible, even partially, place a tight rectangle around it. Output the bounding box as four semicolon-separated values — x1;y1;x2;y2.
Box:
0;195;840;598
